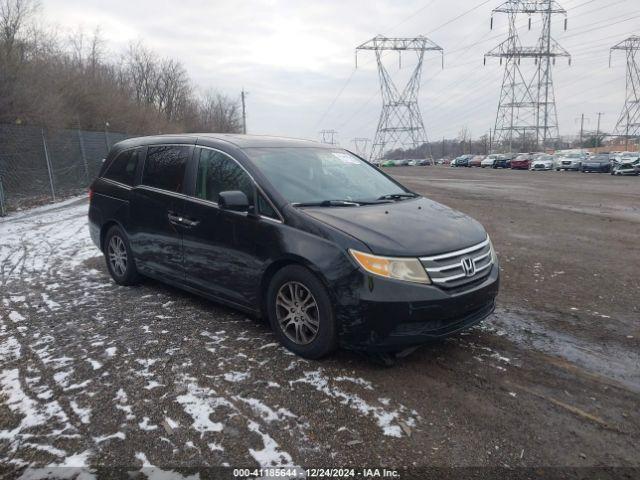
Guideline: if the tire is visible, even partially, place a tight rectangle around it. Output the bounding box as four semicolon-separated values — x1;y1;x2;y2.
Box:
267;265;337;359
104;225;141;286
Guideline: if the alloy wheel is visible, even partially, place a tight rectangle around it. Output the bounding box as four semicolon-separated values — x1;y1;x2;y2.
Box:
275;281;320;345
108;235;128;277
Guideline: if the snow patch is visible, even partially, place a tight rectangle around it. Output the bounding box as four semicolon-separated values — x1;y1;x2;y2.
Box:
291;370;415;438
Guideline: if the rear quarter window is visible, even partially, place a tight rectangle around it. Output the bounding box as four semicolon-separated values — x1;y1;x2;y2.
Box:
103;149;140;186
142;145;191;193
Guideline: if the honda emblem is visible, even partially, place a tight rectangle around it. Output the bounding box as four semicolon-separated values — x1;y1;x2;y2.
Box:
461;257;476;277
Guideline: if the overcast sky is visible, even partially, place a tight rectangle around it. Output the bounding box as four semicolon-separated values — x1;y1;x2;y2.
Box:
42;0;638;147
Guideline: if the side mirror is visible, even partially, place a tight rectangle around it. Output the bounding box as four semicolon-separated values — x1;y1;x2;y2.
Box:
218;191;250;212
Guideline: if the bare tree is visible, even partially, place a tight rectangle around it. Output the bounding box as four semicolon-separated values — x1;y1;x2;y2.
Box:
458;126;472;154
1;13;240;134
196;91;242;133
0;0;39;58
156;58;191;123
125;41;159;106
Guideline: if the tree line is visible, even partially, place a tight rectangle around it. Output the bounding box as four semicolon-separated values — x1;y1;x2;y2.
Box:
0;0;242;134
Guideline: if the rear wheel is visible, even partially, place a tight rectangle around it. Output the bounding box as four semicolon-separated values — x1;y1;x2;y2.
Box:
104;225;141;286
267;265;337;359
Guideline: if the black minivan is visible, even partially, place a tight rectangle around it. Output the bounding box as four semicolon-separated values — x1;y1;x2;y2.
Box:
89;134;499;358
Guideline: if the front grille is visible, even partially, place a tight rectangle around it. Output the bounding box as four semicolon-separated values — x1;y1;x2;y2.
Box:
420;238;493;290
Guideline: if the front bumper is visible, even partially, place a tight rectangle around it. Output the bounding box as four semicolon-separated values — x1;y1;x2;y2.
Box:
582;165;609;172
559;163;580;170
336;264;500;351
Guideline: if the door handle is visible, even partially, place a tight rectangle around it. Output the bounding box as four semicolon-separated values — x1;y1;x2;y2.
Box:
167;212;183;225
167;212;199;228
182;217;200;228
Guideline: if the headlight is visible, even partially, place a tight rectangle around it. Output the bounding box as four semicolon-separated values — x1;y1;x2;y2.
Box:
488;235;498;264
349;250;430;284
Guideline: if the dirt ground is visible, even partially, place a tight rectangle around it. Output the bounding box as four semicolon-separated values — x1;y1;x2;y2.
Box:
0;167;638;478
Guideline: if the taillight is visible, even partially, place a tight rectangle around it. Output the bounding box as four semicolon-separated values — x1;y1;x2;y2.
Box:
88;188;94;201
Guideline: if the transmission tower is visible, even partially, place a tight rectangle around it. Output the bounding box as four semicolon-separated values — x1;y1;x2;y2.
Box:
319;129;339;145
351;137;371;158
356;35;443;161
610;36;640;144
485;1;570;152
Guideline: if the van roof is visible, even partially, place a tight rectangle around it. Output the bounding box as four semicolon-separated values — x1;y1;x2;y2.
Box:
113;133;331;150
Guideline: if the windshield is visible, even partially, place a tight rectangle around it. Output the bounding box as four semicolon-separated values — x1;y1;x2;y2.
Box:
244;147;407;204
591;156;609;162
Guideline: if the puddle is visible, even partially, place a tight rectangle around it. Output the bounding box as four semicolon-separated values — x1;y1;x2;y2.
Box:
486;307;640;393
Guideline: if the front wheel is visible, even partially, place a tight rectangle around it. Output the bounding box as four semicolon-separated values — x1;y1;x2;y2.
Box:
104;225;141;286
267;265;337;359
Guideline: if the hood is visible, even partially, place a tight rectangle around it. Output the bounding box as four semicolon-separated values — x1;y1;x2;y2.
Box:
301;197;488;257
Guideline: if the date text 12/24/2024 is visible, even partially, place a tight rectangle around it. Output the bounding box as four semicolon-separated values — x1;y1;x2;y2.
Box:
233;468;401;478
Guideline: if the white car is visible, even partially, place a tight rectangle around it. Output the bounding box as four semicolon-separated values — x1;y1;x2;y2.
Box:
554;153;585;171
530;155;554;171
481;154;501;168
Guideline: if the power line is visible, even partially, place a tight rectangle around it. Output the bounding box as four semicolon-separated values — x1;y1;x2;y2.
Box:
314;68;358;130
385;0;439;32
427;0;494;35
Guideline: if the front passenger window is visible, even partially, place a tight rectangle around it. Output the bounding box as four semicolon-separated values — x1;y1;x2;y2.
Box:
196;149;254;205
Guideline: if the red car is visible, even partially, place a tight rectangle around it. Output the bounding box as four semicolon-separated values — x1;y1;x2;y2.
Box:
469;155;484;167
510;154;533;170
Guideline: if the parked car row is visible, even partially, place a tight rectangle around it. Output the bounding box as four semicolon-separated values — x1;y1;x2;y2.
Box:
376;151;639;176
445;151;640;176
379;158;432;167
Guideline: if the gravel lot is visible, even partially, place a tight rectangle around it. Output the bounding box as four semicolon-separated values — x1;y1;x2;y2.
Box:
0;167;638;477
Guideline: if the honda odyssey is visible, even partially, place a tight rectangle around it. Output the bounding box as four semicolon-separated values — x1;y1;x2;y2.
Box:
88;134;500;358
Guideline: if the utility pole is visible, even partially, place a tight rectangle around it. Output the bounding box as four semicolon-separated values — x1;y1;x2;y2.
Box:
596;112;604;150
489;129;493;153
610;36;640;145
241;89;248;134
356;35;444;162
442;137;445;159
579;113;585;147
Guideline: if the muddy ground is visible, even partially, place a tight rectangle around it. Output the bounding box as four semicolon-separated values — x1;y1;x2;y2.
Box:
0;167;638;477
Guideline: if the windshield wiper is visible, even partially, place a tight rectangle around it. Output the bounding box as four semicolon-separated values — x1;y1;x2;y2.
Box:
292;200;361;208
377;193;419;201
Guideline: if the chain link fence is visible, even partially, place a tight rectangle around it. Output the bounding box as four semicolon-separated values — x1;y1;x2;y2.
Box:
0;123;134;216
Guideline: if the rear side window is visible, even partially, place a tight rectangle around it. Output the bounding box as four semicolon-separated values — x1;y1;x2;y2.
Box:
143;145;191;193
195;148;254;205
103;149;140;186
